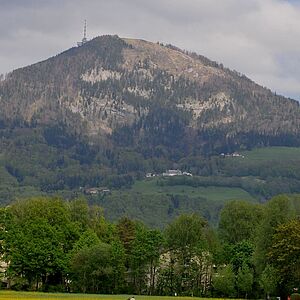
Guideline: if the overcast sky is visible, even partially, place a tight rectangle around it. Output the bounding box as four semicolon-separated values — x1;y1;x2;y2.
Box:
1;0;300;100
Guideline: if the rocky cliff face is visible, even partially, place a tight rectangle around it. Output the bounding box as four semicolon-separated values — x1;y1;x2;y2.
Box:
0;35;300;152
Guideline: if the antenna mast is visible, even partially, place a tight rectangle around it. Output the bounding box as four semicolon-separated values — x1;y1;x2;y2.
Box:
83;19;87;42
77;20;88;47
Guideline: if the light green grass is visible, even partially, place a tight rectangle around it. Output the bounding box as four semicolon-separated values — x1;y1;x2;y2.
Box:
240;146;300;161
131;179;254;202
0;291;220;300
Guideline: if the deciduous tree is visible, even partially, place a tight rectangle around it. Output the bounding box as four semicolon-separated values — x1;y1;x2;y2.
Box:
268;219;300;291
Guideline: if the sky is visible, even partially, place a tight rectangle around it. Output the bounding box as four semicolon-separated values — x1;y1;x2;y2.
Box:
1;0;300;100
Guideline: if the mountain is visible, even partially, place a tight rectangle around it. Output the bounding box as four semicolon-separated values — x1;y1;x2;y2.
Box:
1;35;300;221
1;35;300;155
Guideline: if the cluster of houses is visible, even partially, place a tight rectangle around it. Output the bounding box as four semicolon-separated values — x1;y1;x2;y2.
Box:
146;169;193;178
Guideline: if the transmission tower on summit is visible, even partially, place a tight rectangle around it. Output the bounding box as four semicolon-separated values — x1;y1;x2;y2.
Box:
77;20;88;46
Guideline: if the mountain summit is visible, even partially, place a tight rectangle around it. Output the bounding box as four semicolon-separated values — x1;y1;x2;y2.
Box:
1;35;300;154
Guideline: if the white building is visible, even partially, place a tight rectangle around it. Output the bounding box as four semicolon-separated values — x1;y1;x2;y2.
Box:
162;169;183;177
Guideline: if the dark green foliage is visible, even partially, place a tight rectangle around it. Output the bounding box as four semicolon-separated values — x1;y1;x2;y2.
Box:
253;195;295;274
139;105;190;153
236;263;254;298
116;217;136;256
213;264;236;297
43;124;78;149
268;219;300;293
163;214;211;295
70;242;113;293
129;224;163;294
218;200;263;244
2;197;80;290
259;264;278;298
165;213;207;251
0;194;300;297
232;241;254;269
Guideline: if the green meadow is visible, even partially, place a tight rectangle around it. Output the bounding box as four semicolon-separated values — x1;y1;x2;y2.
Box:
240;146;300;161
131;179;254;202
0;291;219;300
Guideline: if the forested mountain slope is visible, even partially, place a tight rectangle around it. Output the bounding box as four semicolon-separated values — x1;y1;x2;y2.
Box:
1;35;300;154
0;35;300;215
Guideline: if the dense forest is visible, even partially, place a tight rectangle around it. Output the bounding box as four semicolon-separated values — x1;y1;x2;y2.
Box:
0;195;299;298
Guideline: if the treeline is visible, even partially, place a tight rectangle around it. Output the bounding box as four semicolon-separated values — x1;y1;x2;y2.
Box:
0;195;299;298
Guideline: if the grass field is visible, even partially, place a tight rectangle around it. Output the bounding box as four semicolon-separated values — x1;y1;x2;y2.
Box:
99;177;256;227
131;180;255;202
0;291;210;300
240;146;300;161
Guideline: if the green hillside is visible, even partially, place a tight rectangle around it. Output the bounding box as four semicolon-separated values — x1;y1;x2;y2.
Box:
90;146;300;227
0;143;300;228
132;179;255;201
89;178;255;228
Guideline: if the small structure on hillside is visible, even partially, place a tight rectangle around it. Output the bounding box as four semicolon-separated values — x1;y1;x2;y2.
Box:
163;169;183;177
82;187;111;195
146;173;156;178
183;171;193;176
145;169;193;178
